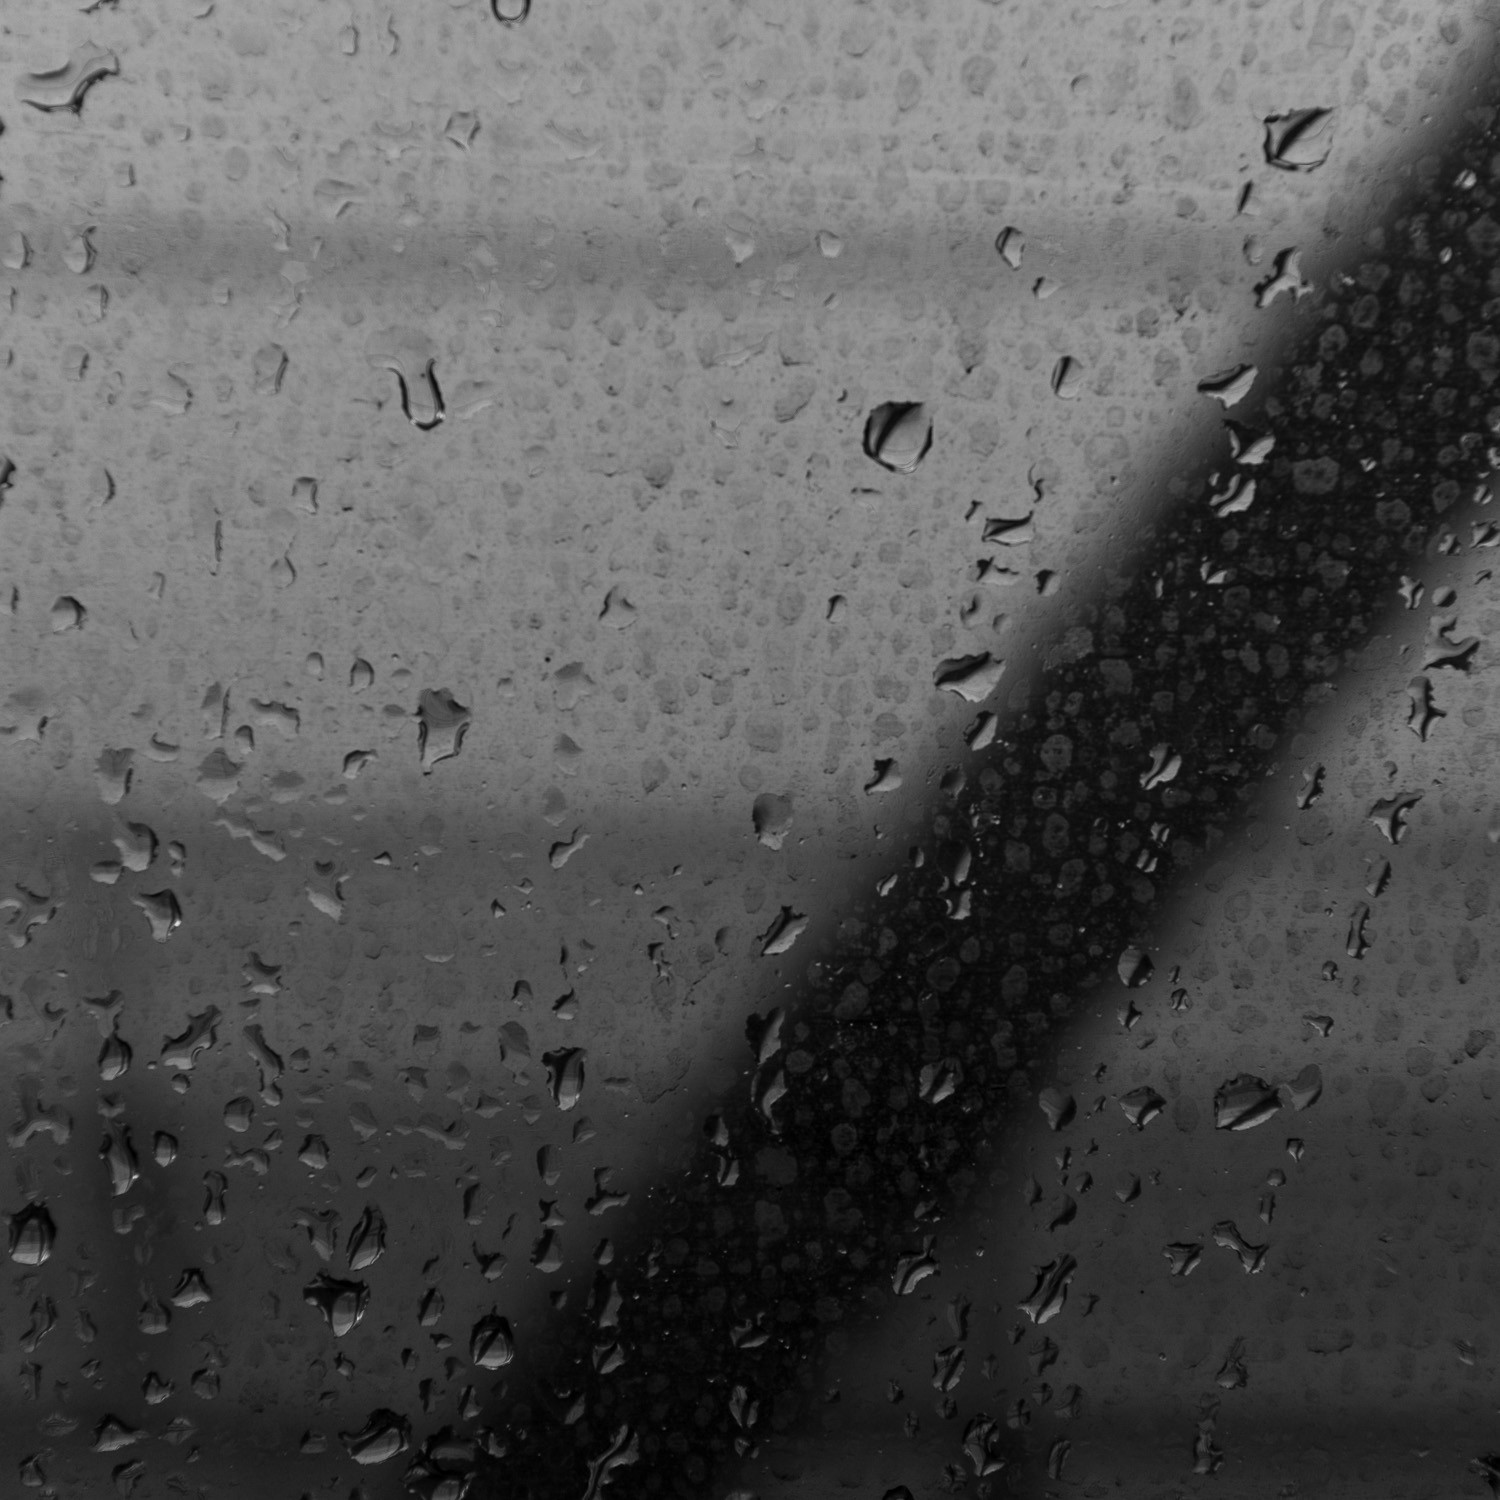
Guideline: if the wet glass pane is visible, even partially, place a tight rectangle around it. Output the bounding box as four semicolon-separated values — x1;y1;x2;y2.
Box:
1;2;1498;1498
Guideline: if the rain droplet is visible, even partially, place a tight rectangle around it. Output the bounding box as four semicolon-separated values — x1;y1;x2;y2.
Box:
1163;1241;1202;1276
304;1274;369;1337
862;402;933;473
751;792;794;850
470;1312;515;1369
97;1030;132;1081
161;1006;220;1070
1050;356;1084;400
934;652;1005;703
416;689;470;771
1119;1086;1165;1130
1263;107;1335;171
1117;946;1154;987
816;229;843;259
1369;792;1421;845
169;1268;213;1308
599;586;636;629
130;889;182;942
16;41;119;113
365;327;446;429
9;1203;56;1266
252;343;288;396
91;1416;143;1453
1213;1074;1281;1132
340;1410;410;1466
49;595;85;632
347;1203;387;1270
491;0;530;21
1211;1220;1267;1274
759;906;808;956
1277;1063;1322;1112
542;1047;586;1110
444;111;480;149
1197;364;1258;409
1038;1087;1075;1131
1019;1255;1076;1323
101;1126;139;1196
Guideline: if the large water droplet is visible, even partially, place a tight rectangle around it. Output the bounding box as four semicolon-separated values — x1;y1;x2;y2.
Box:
862;402;933;473
1263;107;1335;171
470;1311;515;1369
416;689;471;771
365;327;446;429
17;41;119;113
347;1203;387;1269
542;1047;586;1110
1213;1074;1281;1131
340;1409;410;1465
304;1274;369;1336
9;1202;56;1265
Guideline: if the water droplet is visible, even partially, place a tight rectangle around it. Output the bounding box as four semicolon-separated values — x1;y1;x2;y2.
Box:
101;1126;139;1196
1213;1074;1280;1131
862;402;933;473
49;595;85;632
934;652;1005;703
169;1268;213;1308
1211;1220;1267;1273
304;1273;369;1336
1019;1254;1076;1323
492;0;530;21
1254;247;1312;307
91;1416;143;1453
470;1311;515;1369
252;343;288;396
1263;107;1335;171
202;1171;227;1225
1038;1087;1075;1131
599;586;636;628
340;1409;410;1465
816;229;843;259
153;1132;177;1167
1116;945;1154;987
751;792;794;850
97;1030;132;1081
444;111;480;149
347;1203;387;1269
9;1202;56;1265
759;906;808;956
1369;791;1421;844
1163;1241;1202;1277
161;1006;220;1070
995;226;1024;269
130;889;182;942
416;689;470;771
582;1424;640;1500
1119;1086;1165;1129
1278;1063;1323;1112
1050;356;1084;400
17;41;119;113
365;327;445;429
1197;364;1258;408
542;1047;586;1110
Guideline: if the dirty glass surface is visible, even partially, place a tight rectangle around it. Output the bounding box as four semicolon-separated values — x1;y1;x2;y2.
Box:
3;0;1500;1497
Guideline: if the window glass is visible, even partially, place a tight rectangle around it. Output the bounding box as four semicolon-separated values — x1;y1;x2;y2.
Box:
0;3;1492;1498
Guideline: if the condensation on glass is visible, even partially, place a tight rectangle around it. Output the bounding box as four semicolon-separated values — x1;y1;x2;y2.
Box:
0;1;1495;1498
